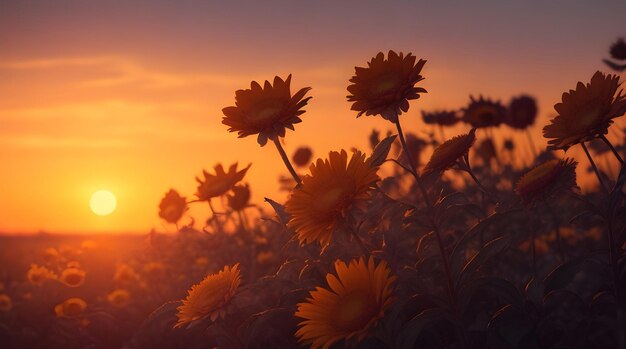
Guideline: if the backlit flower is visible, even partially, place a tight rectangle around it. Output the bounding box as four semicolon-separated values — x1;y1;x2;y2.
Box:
347;50;427;122
59;267;86;287
114;263;137;284
421;110;459;126
462;96;506;128
175;264;241;327
26;264;56;286
610;38;626;61
226;184;251;211
293;146;314;167
54;298;87;317
422;129;476;176
107;289;131;308
222;75;312;146
42;247;60;264
0;294;12;313
196;163;251;200
285;150;379;246
158;189;187;224
515;158;578;206
295;257;396;349
506;95;538;129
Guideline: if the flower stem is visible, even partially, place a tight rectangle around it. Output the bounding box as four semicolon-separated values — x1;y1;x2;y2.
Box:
461;154;499;204
544;201;565;263
581;142;609;194
525;129;538;160
600;134;624;165
273;137;302;187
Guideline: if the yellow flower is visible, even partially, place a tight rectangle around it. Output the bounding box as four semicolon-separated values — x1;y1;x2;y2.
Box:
175;264;241;327
543;71;626;150
285;150;379;246
59;268;86;287
158;189;187;224
222;75;312;146
41;247;60;264
107;289;131;308
422;129;476;176
462;96;506;128
295;257;396;349
515;158;578;206
347;50;427;122
114;263;137;283
0;294;12;313
54;298;87;317
226;184;251;211
196;163;251;200
26;264;56;286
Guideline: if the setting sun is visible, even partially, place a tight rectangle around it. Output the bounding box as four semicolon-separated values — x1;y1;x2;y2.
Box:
89;190;117;216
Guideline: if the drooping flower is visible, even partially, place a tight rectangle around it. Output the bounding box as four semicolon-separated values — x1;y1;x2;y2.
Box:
515;158;578;206
196;163;251;200
54;298;87;317
295;257;396;349
285;150;379;246
59;268;86;287
175;264;241;328
0;294;12;313
107;289;131;308
421;110;459;126
462;96;506;128
347;50;427;122
292;146;314;167
543;71;626;150
506;95;538;129
422;129;476;176
610;38;626;61
26;264;56;286
226;184;251;211
222;75;312;146
158;189;187;224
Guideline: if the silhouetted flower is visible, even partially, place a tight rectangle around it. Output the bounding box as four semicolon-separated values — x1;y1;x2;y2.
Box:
462;96;506;128
285;150;379;246
543;71;626;150
0;294;12;313
158;189;187;224
422;110;459;126
422;129;476;175
515;158;578;206
474;138;497;164
107;289;131;308
295;257;396;349
610;38;626;60
222;75;312;146
347;50;426;122
27;264;56;286
369;129;381;149
506;95;538;129
196;163;251;200
175;264;241;327
226;184;251;211
59;268;86;287
292;147;313;167
54;298;86;317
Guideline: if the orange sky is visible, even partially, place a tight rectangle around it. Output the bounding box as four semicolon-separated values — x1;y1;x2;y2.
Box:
1;1;625;234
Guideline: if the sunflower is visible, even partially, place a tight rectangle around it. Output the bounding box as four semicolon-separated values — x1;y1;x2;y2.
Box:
515;158;578;206
107;289;131;308
59;267;86;287
543;71;626;150
222;75;312;146
285;150;379;246
292;146;313;167
26;264;56;286
175;264;241;328
42;247;60;264
422;129;476;176
462;96;506;128
295;257;396;349
421;110;459;126
196;163;251;201
114;263;137;284
347;50;427;122
610;38;626;61
505;95;538;130
158;189;187;224
0;294;12;313
226;184;251;211
54;298;87;317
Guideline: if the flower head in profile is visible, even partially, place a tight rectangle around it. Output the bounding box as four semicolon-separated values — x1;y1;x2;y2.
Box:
285;150;379;246
505;95;538;129
175;264;241;328
59;267;86;287
347;50;427;122
421;110;459;126
196;163;251;200
515;158;578;206
54;298;87;317
543;71;626;150
0;294;12;313
422;129;476;176
295;257;396;349
107;289;131;308
222;75;312;146
27;264;56;286
226;184;251;211
158;189;187;224
462;96;506;128
292;146;314;167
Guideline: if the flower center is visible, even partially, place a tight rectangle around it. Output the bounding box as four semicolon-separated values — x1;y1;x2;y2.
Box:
371;73;400;95
249;100;283;125
335;291;377;331
577;102;602;130
314;183;351;215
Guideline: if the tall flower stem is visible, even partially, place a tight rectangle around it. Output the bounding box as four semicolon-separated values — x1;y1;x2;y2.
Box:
600;134;625;165
544;202;565;263
207;199;222;232
461;154;499;205
273;137;302;186
581;142;609;194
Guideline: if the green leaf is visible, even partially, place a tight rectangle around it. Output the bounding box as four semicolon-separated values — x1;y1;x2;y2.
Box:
264;197;290;227
542;251;605;295
396;308;450;348
369;134;397;168
458;236;511;286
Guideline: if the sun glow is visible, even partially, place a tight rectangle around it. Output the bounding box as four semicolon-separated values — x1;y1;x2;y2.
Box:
89;190;117;216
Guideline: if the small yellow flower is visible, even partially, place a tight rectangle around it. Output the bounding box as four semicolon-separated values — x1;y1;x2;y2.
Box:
107;289;131;308
0;294;12;313
114;263;137;284
59;268;86;287
41;247;60;264
26;264;56;286
54;298;87;317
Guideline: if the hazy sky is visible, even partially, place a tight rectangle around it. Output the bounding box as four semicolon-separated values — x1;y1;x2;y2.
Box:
1;0;625;233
